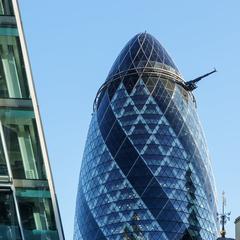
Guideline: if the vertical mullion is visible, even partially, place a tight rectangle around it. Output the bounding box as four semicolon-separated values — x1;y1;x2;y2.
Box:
0;121;26;240
0;121;12;180
11;186;25;240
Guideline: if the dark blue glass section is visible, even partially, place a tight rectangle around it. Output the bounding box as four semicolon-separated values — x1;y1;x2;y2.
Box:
97;92;187;239
123;74;139;94
107;33;179;80
153;87;215;213
75;186;106;240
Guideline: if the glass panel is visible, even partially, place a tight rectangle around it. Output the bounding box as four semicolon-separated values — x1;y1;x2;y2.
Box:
16;188;59;240
0;189;22;239
0;108;46;180
0;34;29;98
0;133;8;175
0;0;14;16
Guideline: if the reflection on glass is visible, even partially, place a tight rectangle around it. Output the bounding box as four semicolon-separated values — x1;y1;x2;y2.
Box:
0;34;29;98
0;108;46;180
0;189;21;239
16;188;58;240
0;0;14;16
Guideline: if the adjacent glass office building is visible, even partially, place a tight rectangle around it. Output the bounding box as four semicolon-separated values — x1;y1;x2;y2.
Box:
74;32;218;240
0;0;64;239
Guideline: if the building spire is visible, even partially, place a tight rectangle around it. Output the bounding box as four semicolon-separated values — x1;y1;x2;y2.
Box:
218;191;231;238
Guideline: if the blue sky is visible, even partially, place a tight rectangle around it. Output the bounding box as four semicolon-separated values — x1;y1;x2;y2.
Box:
19;0;239;239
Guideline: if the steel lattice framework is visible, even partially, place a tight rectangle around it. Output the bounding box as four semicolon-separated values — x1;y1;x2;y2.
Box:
74;33;218;240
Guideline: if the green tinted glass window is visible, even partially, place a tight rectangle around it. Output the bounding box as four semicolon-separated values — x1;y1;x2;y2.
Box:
0;33;29;98
0;189;22;239
16;188;58;240
0;108;46;180
0;0;14;16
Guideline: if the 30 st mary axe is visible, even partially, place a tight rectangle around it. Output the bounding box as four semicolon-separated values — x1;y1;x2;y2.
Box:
74;32;218;240
0;1;64;239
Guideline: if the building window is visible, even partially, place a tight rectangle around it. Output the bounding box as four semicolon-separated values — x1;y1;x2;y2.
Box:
0;35;29;98
0;188;21;239
0;135;8;175
16;188;58;240
1;108;46;180
0;0;14;16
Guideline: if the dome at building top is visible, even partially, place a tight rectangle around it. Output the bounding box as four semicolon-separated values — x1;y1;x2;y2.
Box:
106;32;180;80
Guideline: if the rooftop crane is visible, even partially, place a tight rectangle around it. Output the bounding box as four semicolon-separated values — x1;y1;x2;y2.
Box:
179;68;217;91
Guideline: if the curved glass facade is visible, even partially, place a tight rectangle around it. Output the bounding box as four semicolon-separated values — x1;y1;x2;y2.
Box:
74;33;218;240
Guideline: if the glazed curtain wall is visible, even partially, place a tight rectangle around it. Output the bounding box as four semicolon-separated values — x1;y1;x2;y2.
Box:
75;73;218;240
74;33;218;240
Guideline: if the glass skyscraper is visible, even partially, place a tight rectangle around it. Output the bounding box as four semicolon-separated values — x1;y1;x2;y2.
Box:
0;0;64;239
74;32;218;240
